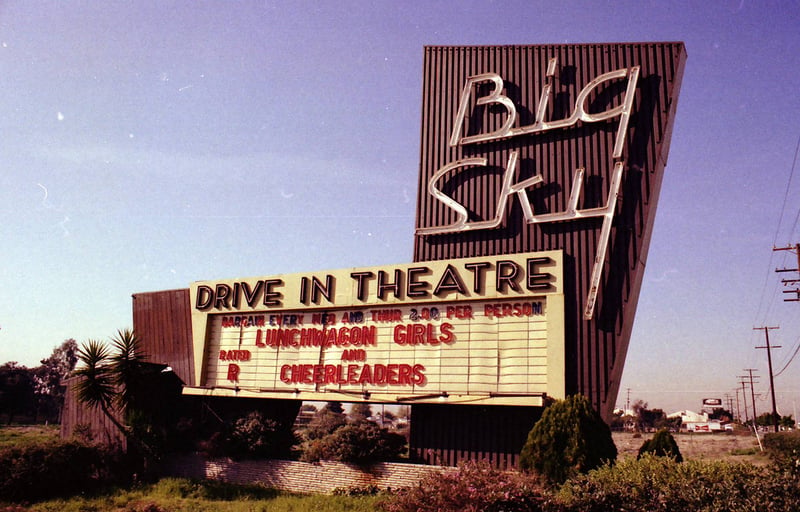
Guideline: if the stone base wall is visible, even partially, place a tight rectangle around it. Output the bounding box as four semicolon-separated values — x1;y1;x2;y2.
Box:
161;454;446;495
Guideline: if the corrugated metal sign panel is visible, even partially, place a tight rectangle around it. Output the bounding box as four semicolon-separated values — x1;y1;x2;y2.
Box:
413;43;686;417
132;288;195;386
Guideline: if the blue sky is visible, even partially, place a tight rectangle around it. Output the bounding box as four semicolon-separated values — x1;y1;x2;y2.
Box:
2;1;800;415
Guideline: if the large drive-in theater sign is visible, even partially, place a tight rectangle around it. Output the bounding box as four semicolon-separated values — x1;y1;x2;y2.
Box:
186;252;565;406
111;42;685;467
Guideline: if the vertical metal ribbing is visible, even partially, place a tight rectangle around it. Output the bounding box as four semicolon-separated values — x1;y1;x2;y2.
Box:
413;43;686;419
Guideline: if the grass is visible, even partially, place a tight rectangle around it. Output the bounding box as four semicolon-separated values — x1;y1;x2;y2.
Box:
0;424;60;449
8;478;382;512
612;430;768;464
731;447;760;456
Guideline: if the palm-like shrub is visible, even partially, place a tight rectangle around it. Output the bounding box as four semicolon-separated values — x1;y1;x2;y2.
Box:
73;339;124;434
73;329;158;463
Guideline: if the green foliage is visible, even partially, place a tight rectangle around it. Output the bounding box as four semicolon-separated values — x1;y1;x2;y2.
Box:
349;403;372;422
0;438;128;502
304;407;347;441
764;429;800;476
378;460;546;512
73;340;118;418
0;425;60;449
659;415;682;432
324;401;345;414
145;477;280;501
33;339;78;423
332;484;381;496
519;395;617;485
557;454;800;511
708;407;733;422
109;329;149;412
0;362;36;423
637;428;682;462
226;410;295;459
73;329;193;474
300;420;406;464
23;477;381;511
755;412;796;429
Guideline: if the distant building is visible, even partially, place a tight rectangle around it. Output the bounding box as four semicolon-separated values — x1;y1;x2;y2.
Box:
668;410;727;432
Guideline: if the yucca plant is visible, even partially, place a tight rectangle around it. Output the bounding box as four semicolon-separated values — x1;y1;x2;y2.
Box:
73;338;126;435
73;329;156;461
109;328;148;412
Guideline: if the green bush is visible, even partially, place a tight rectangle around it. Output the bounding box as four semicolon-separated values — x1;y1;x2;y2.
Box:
303;407;348;440
227;410;295;459
519;395;617;485
378;460;546;512
300;420;406;464
764;429;800;476
637;428;682;462
0;438;127;502
556;454;800;511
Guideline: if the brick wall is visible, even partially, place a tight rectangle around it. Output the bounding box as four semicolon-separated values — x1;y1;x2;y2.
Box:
161;455;447;494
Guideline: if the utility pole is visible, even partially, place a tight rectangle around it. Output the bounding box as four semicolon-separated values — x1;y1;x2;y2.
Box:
738;378;750;425
774;244;800;302
743;369;760;428
626;388;631;413
725;393;734;418
734;387;741;422
754;326;781;432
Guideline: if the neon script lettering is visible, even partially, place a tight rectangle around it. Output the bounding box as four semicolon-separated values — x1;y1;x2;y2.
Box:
418;58;639;320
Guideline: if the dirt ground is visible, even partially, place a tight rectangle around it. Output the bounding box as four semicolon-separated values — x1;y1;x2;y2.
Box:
613;431;768;465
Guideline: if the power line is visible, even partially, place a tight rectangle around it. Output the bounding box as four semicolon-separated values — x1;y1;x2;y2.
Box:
773;133;800;244
775;333;800;377
755;133;800;329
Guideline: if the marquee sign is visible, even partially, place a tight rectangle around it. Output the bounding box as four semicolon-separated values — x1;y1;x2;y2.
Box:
185;251;565;406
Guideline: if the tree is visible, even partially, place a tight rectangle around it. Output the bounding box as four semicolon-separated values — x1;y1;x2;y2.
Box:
350;403;372;422
33;339;78;423
632;400;666;432
708;407;733;422
755;412;793;430
519;394;617;485
304;405;347;440
0;362;35;423
324;401;345;414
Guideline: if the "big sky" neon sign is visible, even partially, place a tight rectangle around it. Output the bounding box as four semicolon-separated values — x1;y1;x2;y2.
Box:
416;57;640;320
